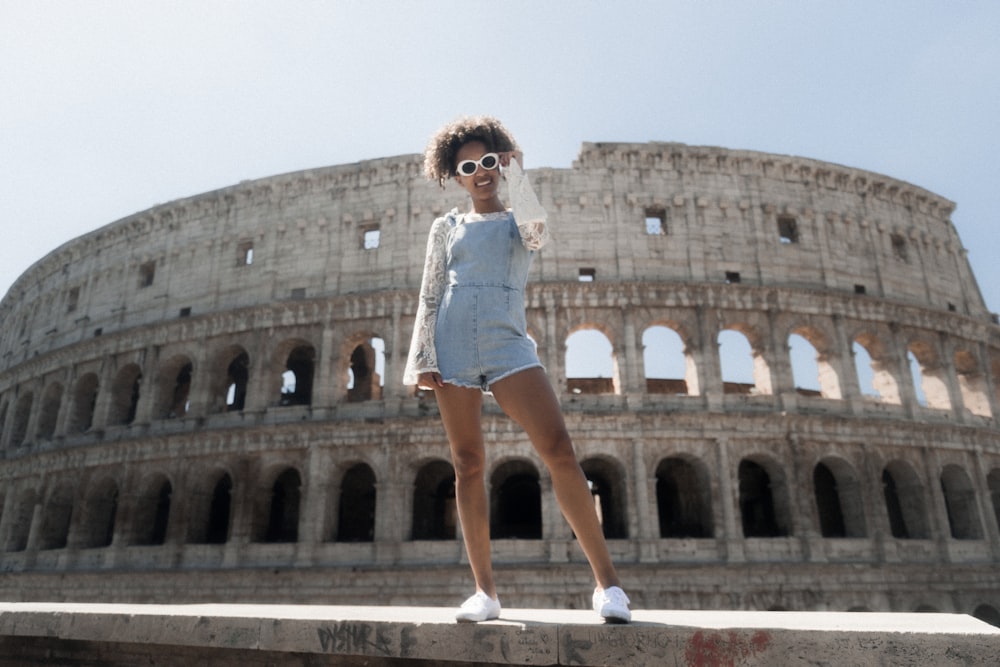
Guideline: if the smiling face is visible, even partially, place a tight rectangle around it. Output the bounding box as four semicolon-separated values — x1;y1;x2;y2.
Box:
453;140;505;213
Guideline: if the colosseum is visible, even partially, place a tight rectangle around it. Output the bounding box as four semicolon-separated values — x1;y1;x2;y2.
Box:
1;142;998;625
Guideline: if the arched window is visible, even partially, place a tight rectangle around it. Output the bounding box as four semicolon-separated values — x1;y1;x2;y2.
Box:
854;334;901;404
908;343;950;410
642;325;692;395
656;456;713;538
566;328;616;394
882;461;929;539
987;468;1000;534
973;604;1000;628
131;475;172;546
262;468;301;543
186;470;232;544
347;337;385;402
940;465;982;540
336;463;376;542
5;488;37;552
79;478;119;549
789;329;842;399
581;457;628;539
280;345;315;406
109;363;143;425
491;460;541;539
38;485;74;550
68;373;99;433
225;351;250;412
718;328;771;395
954;349;991;417
738;458;789;537
36;382;63;441
10;391;34;448
411;460;456;540
156;357;193;419
813;459;866;538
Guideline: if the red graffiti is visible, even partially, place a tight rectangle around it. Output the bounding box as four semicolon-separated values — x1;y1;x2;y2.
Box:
684;630;772;667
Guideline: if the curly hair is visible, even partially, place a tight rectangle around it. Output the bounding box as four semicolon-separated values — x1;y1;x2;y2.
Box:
424;115;519;187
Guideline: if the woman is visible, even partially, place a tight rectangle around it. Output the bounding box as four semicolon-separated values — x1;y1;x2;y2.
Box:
403;116;631;623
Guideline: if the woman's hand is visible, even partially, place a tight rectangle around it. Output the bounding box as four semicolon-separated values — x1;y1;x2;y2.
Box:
499;150;523;169
417;371;445;390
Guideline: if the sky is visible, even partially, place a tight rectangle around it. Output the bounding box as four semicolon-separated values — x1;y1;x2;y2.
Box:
2;1;999;332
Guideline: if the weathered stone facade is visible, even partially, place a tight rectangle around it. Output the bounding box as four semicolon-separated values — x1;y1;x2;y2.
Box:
1;143;998;624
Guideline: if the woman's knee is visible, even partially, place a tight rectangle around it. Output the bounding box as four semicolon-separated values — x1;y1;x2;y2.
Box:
451;442;486;479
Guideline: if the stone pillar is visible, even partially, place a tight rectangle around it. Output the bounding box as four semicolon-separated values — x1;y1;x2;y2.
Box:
621;309;643;394
544;293;563;392
312;326;339;407
715;437;743;562
694;307;723;406
936;333;967;422
383;295;405;400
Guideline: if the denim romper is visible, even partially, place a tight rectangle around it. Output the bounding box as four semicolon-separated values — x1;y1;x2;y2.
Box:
435;211;542;392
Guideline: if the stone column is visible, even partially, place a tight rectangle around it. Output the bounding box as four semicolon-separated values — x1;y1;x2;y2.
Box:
621;309;643;394
715;437;743;562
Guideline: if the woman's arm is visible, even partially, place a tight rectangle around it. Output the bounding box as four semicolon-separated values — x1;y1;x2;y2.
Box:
503;156;550;251
402;215;451;387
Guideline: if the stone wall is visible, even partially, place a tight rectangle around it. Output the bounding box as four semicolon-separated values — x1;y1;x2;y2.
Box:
0;143;998;623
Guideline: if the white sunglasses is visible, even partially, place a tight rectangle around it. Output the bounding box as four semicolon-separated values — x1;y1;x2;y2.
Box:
456;153;500;176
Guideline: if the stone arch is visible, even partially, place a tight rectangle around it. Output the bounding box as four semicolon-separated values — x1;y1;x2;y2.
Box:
78;476;120;549
738;456;791;537
155;354;193;419
565;326;618;395
411;459;456;541
642;324;694;395
335;462;376;542
789;325;841;399
344;334;385;403
907;339;950;410
940;464;982;540
108;363;143;425
130;472;172;546
718;323;772;395
187;468;233;544
275;340;316;407
490;459;541;539
37;483;74;550
5;487;37;552
987;468;1000;534
10;391;33;448
67;373;99;434
655;455;713;538
853;332;901;404
209;344;250;414
953;348;991;417
973;603;1000;628
254;466;301;543
580;456;628;539
36;381;63;441
881;460;930;539
813;457;866;538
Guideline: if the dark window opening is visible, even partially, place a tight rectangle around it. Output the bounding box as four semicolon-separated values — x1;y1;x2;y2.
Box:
139;261;156;288
777;215;799;244
238;241;254;266
891;233;908;262
739;460;785;537
854;284;867;295
579;268;596;282
725;271;741;284
337;464;376;542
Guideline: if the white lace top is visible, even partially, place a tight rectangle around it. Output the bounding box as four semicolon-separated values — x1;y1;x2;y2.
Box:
402;160;550;386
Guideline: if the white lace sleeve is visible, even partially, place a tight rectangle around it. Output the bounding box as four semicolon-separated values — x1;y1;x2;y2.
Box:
403;214;451;386
506;159;550;251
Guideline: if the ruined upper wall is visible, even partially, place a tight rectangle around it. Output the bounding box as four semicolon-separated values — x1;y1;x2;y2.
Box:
0;142;986;367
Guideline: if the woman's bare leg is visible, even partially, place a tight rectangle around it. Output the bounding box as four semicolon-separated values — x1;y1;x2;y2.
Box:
490;367;622;590
434;383;496;598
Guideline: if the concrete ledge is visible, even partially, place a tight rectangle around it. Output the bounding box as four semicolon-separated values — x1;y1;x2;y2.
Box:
0;602;997;666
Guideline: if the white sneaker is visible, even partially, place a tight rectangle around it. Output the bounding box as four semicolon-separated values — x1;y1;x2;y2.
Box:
455;591;501;622
593;586;631;623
